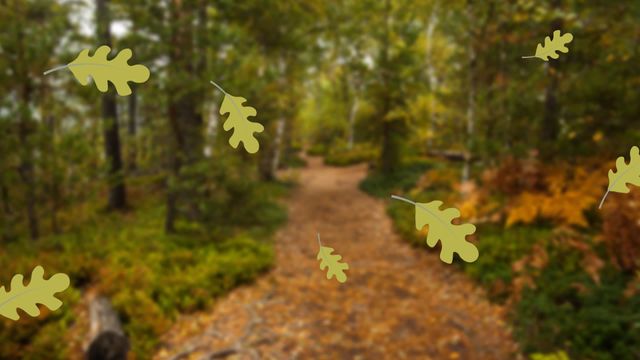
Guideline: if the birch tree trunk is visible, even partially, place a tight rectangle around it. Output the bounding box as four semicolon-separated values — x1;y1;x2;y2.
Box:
425;2;439;149
271;116;286;174
204;102;219;157
347;96;359;150
462;0;476;184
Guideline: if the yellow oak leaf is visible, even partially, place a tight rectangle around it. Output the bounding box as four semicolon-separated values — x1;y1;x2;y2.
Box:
44;45;150;96
523;30;573;61
600;145;640;209
211;81;264;154
316;234;349;283
0;266;70;321
392;195;478;264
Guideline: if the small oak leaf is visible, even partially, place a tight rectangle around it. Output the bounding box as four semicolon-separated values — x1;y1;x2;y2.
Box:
523;30;573;61
316;234;349;283
212;81;264;153
600;145;640;208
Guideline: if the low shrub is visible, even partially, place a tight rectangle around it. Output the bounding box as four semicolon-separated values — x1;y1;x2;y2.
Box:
307;143;326;156
0;184;285;359
359;159;433;198
324;144;378;166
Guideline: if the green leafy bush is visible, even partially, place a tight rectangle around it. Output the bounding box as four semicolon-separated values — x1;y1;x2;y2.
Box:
359;159;433;198
307;143;327;156
0;187;285;359
463;225;552;299
513;249;640;360
325;144;378;166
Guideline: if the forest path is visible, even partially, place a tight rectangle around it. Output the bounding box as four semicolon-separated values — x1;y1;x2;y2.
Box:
155;157;518;360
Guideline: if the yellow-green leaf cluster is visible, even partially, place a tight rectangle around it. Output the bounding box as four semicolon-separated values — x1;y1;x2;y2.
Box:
507;166;605;227
0;266;70;321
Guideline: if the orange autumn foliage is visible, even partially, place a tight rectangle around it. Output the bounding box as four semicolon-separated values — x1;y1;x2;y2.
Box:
455;181;500;223
506;165;607;227
486;154;546;195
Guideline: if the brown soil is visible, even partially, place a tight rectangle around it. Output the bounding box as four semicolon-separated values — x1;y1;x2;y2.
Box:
154;157;518;360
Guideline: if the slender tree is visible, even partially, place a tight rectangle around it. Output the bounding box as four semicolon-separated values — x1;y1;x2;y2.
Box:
96;0;127;210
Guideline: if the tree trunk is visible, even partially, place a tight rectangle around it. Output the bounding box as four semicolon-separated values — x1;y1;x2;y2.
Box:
0;180;11;242
347;96;359;150
165;0;204;232
97;0;127;211
86;296;129;360
45;115;60;234
16;24;39;240
127;85;137;172
204;102;219;157
462;0;476;184
271;116;286;174
425;2;439;150
379;0;401;173
540;2;563;161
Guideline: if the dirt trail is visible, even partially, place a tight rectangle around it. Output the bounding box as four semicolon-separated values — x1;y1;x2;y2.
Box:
155;157;518;360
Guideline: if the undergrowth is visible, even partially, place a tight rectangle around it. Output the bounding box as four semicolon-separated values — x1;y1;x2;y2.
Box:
0;182;288;359
363;158;640;360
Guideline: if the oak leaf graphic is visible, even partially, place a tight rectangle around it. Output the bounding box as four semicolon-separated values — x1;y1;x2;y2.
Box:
0;266;70;321
211;81;264;154
44;45;150;96
316;234;349;283
599;145;640;208
523;30;573;61
392;195;478;264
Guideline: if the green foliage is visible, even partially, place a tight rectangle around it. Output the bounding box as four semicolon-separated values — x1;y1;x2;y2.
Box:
359;160;433;198
307;143;327;156
325;143;378;167
281;152;308;168
513;255;640;359
464;225;552;298
0;190;283;358
530;351;570;360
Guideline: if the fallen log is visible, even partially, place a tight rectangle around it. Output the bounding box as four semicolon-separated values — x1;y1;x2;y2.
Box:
427;150;472;162
86;296;129;360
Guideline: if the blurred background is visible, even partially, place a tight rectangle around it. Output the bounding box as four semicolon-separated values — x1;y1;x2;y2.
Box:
1;0;639;359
